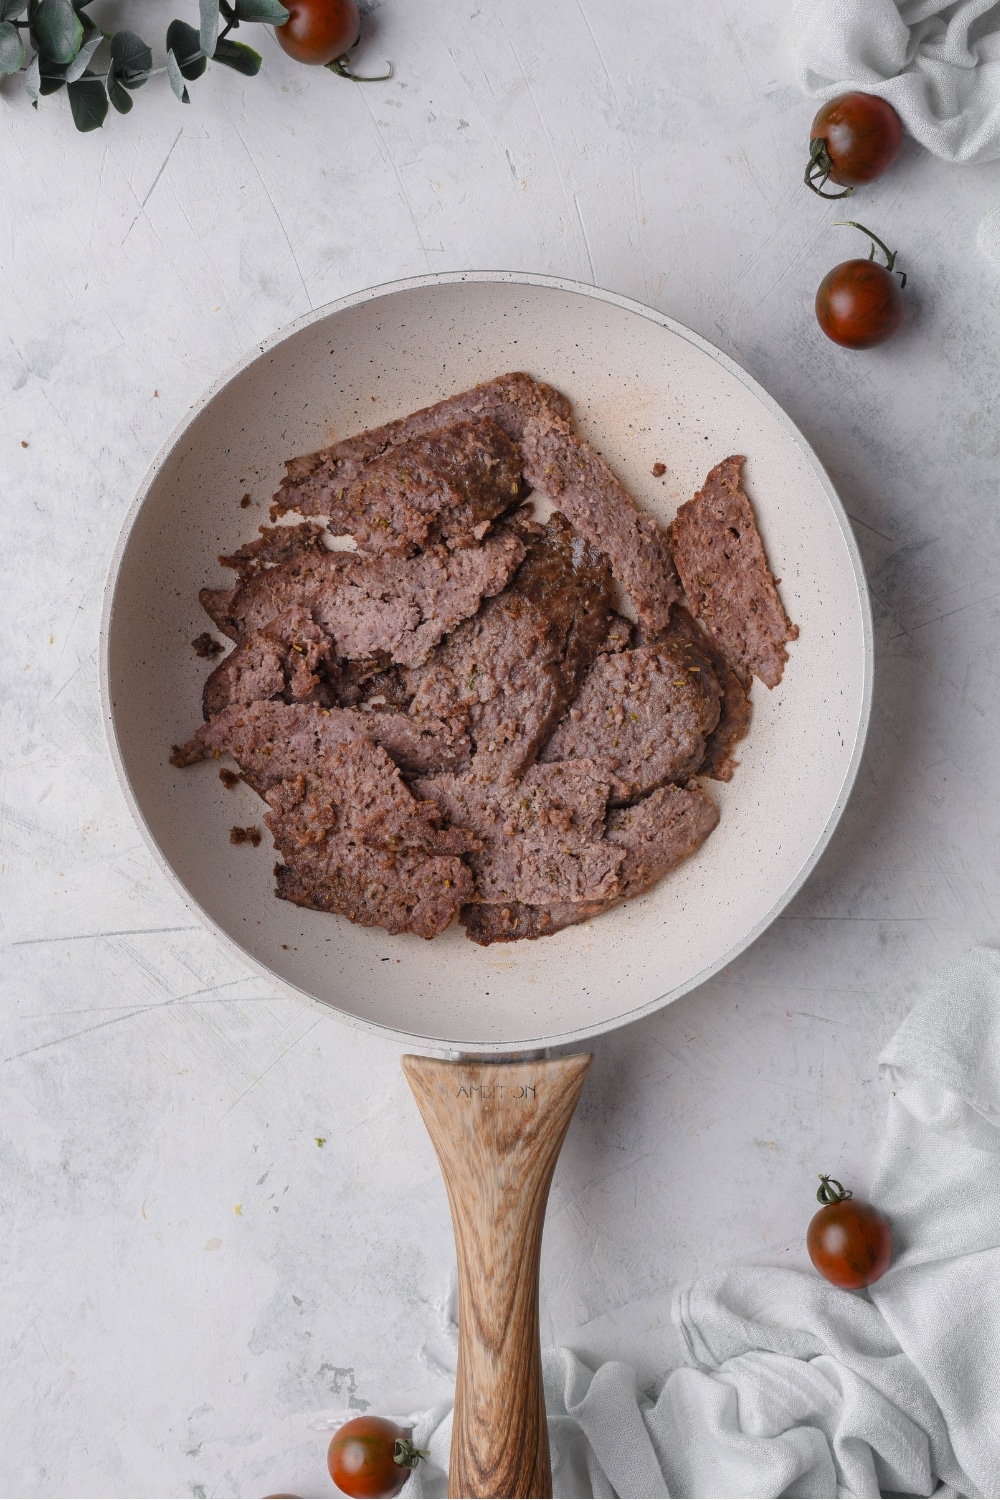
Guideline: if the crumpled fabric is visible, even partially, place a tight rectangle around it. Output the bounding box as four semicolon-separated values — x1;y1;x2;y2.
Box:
792;0;1000;164
401;948;1000;1498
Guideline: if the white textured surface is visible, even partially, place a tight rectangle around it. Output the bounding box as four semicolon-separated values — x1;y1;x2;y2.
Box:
3;3;1000;1496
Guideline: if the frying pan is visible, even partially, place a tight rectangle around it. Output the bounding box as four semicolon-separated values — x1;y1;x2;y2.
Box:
101;273;872;1497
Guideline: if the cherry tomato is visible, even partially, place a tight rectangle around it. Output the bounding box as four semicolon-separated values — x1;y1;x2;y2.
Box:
805;92;903;198
275;0;360;66
815;222;906;349
327;1416;426;1499
807;1175;893;1290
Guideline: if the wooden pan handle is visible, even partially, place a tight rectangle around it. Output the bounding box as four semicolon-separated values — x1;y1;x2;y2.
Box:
402;1052;592;1499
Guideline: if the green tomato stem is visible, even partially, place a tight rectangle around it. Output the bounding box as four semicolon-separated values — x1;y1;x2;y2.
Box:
804;137;854;199
816;1173;853;1205
833;220;906;287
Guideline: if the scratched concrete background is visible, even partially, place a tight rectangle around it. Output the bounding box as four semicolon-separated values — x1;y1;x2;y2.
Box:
4;1;1000;1495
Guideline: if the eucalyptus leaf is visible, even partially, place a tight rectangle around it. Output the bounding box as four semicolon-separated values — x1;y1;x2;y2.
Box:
211;34;260;74
234;0;289;23
32;0;82;63
63;22;100;81
165;45;189;101
67;71;106;129
107;71;132;112
198;0;217;59
23;47;38;99
166;19;205;79
1;0;27;20
38;59;65;91
0;18;24;70
109;28;151;88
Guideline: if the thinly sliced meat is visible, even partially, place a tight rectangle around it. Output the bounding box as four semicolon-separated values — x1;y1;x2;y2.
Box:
656;605;751;782
460;782;719;945
273;418;524;556
519;421;681;631
539;641;721;803
361;709;471;776
404;513;613;779
416;759;622;908
669;455;798;688
170;701;476;940
200;530;526;669
273;372;681;630
202;607;338;719
272;373;572;519
220;522;330;580
600;613;634;654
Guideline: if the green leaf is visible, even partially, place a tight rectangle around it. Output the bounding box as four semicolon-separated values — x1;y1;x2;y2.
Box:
107;71;132;111
38;58;65;91
32;0;83;63
165;45;189;101
211;34;260;73
67;71;106;129
198;0;217;58
1;0;27;19
0;17;24;69
23;47;38;98
234;0;289;23
109;28;151;88
166;18;205;79
63;21;100;81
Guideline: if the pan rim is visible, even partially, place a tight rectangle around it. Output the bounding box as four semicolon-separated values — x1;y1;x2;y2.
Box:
99;269;874;1055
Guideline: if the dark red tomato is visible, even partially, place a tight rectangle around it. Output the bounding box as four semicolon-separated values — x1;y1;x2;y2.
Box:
807;1176;893;1289
816;259;904;348
806;92;903;197
275;0;359;65
328;1416;425;1499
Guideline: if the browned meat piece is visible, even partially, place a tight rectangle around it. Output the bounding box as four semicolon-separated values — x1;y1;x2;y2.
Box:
192;632;223;658
274;373;680;631
459;782;720;945
361;709;471;776
416;759;621;907
539;642;721;803
220;522;330;579
202;607;338;719
200;530;526;669
272;373;572;519
600;613;634;654
171;702;477;940
519;421;681;632
229;825;262;847
669;456;798;689
460;782;719;945
274;418;524;557
657;605;752;782
405;513;613;780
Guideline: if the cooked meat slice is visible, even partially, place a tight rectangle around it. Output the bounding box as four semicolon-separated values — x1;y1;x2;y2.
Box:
202;607;338;719
405;513;613;779
607;782;719;896
200;530;526;668
518;421;681;632
416;759;622;908
540;642;721;803
220;522;330;580
171;701;476;940
459;782;720;945
657;605;751;782
272;373;572;519
362;710;471;776
600;613;633;653
273;373;678;631
273;418;524;556
669;456;798;688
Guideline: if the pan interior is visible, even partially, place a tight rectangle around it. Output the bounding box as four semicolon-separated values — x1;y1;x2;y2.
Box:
104;276;870;1051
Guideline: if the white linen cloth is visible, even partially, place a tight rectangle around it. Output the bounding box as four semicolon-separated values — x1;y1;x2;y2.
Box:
792;1;1000;164
401;947;1000;1498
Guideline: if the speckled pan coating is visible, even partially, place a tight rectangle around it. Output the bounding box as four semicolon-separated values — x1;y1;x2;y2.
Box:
100;272;872;1053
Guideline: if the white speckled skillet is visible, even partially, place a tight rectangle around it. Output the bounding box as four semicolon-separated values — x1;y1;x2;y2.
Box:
100;272;872;1056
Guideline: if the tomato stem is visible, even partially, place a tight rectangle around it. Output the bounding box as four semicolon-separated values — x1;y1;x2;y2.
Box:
833;221;907;287
393;1437;429;1471
804;138;854;199
816;1173;853;1205
327;53;393;80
